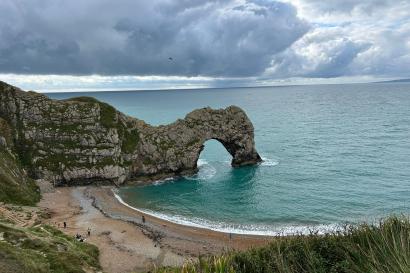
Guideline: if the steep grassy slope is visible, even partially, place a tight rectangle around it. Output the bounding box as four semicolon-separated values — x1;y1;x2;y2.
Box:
154;216;410;273
1;107;100;272
0;148;40;205
0;221;100;273
0;117;40;205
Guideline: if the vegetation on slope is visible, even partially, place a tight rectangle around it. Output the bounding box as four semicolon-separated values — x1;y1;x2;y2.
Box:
154;216;410;273
66;96;140;155
0;117;39;205
0;221;100;273
65;96;117;128
0;148;40;206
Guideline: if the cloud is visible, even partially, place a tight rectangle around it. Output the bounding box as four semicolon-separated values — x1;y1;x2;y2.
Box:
0;0;309;77
1;0;409;89
350;22;410;77
283;0;410;23
265;0;410;79
297;0;389;14
266;27;371;78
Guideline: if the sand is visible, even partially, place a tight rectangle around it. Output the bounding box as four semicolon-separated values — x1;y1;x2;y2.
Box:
38;186;272;273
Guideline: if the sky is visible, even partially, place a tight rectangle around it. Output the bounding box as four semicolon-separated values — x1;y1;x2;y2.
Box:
0;0;409;91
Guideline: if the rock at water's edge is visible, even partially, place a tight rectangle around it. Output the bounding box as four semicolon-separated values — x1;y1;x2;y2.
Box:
0;81;261;186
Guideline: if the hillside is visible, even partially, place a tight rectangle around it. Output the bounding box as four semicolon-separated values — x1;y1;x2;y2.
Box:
0;118;40;205
153;216;410;273
0;206;100;273
0;148;40;206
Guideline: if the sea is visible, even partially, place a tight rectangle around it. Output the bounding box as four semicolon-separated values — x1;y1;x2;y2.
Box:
48;83;410;235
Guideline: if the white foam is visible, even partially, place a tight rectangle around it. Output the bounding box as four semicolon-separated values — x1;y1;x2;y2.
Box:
185;159;217;180
114;191;344;236
152;177;175;186
261;156;279;167
197;158;208;167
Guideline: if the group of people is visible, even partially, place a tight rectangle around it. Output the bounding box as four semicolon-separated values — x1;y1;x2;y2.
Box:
55;221;91;242
75;233;85;242
55;214;148;243
75;228;92;242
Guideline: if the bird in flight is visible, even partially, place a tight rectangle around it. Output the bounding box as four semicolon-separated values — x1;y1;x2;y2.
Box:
168;57;173;61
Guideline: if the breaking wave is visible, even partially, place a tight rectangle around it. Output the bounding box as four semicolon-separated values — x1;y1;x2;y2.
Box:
185;159;217;180
261;156;279;167
114;191;344;236
152;177;175;186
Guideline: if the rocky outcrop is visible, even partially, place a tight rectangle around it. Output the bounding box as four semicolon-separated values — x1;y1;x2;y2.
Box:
0;81;261;186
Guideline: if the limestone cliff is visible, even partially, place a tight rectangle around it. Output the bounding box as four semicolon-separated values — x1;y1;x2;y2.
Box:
0;81;261;186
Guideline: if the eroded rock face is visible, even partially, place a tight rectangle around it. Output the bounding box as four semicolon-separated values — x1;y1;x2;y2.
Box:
0;81;261;186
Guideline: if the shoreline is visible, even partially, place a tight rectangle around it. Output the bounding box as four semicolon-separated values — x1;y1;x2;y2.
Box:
88;186;273;246
39;185;273;273
113;190;342;236
35;183;406;273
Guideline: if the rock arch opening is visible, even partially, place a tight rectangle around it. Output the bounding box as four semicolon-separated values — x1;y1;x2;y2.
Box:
197;139;233;168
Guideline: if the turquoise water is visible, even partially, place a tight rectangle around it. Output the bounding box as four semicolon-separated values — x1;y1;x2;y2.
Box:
49;83;410;235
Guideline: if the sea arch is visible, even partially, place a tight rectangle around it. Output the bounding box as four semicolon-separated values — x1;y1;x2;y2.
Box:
132;106;262;179
186;106;262;168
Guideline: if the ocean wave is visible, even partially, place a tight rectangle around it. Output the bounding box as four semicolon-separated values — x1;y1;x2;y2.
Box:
261;156;279;167
152;177;175;186
114;192;343;236
185;159;217;180
197;158;208;167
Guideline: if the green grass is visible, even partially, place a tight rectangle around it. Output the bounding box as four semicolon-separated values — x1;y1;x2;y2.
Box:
0;117;12;144
0;222;100;273
0;148;40;206
65;97;142;154
153;216;410;273
121;128;140;153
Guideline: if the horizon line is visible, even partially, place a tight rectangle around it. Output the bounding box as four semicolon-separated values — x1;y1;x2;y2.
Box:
38;81;389;93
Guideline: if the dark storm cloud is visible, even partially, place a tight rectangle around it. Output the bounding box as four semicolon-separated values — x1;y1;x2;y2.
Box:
0;0;309;77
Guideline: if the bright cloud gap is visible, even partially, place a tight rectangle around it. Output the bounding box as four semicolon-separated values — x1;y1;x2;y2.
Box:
0;74;397;93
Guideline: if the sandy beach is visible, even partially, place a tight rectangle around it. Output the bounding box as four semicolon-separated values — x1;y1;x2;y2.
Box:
38;185;272;273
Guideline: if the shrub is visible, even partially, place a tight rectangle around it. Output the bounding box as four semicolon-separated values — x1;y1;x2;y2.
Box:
153;216;410;273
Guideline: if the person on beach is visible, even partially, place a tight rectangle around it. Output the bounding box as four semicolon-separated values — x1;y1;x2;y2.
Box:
87;227;91;236
75;233;84;242
142;215;146;223
63;221;67;229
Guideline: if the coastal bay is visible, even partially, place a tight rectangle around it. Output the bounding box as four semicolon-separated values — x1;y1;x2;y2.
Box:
38;186;271;273
1;82;410;273
50;83;410;234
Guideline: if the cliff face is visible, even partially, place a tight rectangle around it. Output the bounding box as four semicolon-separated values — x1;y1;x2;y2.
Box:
0;81;261;186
